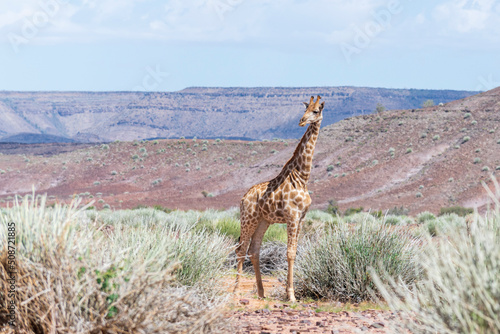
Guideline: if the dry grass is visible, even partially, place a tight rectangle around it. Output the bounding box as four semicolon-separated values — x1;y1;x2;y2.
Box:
373;176;500;333
0;195;230;333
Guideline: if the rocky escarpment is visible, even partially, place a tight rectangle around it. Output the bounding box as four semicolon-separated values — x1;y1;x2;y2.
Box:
0;87;475;143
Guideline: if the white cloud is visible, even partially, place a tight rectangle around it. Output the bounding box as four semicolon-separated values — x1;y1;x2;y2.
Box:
432;0;499;33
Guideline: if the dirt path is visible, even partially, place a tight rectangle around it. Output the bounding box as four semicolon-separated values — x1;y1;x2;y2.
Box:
223;275;400;333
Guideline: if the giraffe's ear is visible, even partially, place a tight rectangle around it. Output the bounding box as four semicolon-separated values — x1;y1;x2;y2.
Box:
303;102;309;108
319;101;325;111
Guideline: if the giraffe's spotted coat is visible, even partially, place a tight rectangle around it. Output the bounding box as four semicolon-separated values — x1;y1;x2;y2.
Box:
234;96;325;302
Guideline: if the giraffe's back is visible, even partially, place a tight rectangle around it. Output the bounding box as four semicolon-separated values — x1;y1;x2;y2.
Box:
241;177;311;225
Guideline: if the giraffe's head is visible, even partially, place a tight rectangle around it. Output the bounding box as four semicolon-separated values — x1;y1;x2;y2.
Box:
299;95;325;127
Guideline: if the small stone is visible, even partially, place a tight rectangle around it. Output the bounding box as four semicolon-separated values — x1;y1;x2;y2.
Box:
239;299;250;305
370;322;385;328
316;321;327;327
360;326;369;331
262;308;271;314
300;319;312;325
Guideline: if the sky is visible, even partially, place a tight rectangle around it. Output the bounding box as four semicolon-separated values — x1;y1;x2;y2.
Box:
0;0;499;92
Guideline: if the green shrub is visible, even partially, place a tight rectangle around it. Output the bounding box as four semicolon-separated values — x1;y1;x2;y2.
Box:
326;165;334;172
438;206;473;217
482;166;490;172
406;148;413;154
464;113;471;119
326;199;339;215
416;211;436;223
415;192;423;198
463;136;470;143
433;135;440;141
384;215;402;225
343;212;376;224
474;157;481;164
384;215;413;226
420;132;427;139
305;210;335;225
344;207;363;216
295;219;421;302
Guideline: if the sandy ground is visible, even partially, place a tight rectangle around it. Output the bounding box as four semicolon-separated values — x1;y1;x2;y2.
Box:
222;275;401;334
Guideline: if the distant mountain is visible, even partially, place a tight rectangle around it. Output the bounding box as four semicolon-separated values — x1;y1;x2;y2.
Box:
0;87;476;143
0;133;76;144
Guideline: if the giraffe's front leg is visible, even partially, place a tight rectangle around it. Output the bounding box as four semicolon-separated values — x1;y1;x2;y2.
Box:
286;217;303;302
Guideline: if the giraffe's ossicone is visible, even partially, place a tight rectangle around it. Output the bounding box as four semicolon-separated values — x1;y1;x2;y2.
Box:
234;95;325;302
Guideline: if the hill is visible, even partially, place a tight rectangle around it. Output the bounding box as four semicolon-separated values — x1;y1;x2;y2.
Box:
0;87;475;143
0;88;498;214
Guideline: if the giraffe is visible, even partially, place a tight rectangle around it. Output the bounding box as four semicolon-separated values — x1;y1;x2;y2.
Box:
234;95;325;302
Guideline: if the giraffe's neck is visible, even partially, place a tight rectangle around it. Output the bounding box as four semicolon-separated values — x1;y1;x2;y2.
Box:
277;120;321;186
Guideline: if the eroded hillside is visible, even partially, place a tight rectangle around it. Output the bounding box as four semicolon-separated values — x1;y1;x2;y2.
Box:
0;88;498;214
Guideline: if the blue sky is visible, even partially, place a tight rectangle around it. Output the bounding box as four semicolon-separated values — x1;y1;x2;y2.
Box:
0;0;499;92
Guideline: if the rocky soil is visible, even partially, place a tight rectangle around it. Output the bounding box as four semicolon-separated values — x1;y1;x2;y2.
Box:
224;276;400;334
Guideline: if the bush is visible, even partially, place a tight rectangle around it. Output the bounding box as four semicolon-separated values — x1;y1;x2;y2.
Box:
406;148;413;154
326;199;339;215
422;99;434;108
463;136;470;143
439;206;473;217
343;212;377;224
295;219;421;302
387;206;409;216
416;211;436;223
0;196;230;333
344;207;363;216
374;200;500;333
326;165;334;172
384;215;414;226
474;157;481;164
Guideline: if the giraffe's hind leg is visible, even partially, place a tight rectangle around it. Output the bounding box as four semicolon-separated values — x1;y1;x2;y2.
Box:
234;208;259;293
248;220;270;298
